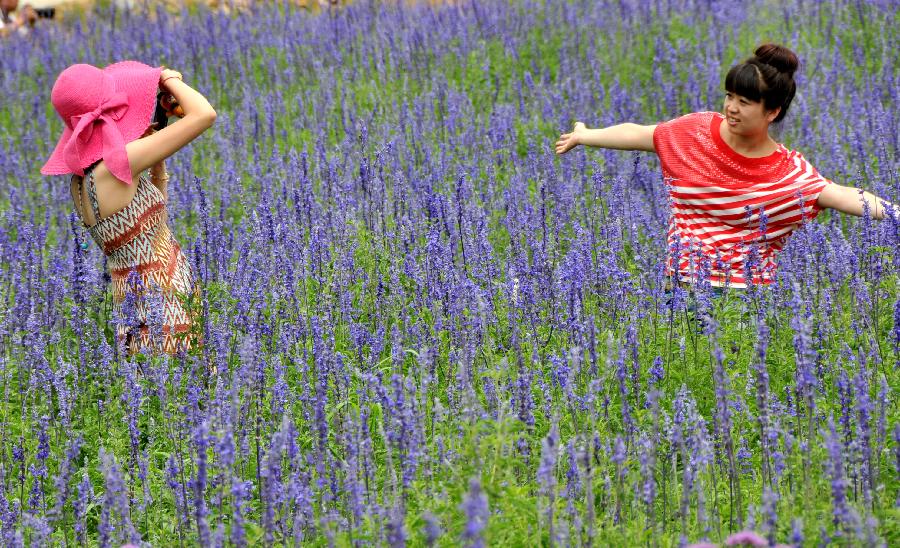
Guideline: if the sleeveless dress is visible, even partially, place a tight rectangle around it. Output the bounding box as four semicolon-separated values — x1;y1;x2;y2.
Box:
80;167;198;354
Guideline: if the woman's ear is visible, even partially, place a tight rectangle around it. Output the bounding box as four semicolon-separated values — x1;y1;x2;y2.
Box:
766;106;782;123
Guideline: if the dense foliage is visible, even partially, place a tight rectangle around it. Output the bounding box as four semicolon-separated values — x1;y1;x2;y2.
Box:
0;0;898;545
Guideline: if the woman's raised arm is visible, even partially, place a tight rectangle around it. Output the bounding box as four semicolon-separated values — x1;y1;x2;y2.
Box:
125;69;217;177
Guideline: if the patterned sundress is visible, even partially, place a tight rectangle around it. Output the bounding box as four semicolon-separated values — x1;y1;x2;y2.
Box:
79;167;198;354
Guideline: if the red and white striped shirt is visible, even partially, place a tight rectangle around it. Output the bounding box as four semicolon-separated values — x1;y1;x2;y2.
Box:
653;111;831;287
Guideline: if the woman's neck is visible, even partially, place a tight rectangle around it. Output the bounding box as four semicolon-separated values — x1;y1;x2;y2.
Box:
719;119;776;158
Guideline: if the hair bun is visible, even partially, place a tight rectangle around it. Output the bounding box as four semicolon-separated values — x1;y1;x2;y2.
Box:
753;43;799;76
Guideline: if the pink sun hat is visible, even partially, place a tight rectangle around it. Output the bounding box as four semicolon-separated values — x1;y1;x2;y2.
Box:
41;61;163;185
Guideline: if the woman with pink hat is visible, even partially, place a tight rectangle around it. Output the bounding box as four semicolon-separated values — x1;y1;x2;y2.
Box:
42;61;217;355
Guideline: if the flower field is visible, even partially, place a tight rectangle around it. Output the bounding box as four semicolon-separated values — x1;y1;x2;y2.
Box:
1;0;898;545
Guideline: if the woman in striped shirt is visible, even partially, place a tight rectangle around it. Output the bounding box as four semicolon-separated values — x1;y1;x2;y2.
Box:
555;44;896;288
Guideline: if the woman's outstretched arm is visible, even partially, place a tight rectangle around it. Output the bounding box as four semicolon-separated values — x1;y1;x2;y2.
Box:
555;121;657;154
817;183;898;220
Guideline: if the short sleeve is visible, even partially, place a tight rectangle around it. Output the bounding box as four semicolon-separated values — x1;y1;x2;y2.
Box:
652;112;715;183
652;112;703;157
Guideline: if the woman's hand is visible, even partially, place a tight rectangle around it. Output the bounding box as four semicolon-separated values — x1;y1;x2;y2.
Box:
159;68;184;89
149;157;169;201
149;159;167;181
555;122;586;155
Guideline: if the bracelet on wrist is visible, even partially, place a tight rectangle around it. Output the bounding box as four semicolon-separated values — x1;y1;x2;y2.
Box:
161;75;183;86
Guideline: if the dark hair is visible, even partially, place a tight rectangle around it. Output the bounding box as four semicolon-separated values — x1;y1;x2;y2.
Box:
724;44;799;123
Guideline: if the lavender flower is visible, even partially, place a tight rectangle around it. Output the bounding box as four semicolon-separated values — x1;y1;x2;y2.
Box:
460;477;489;548
725;530;767;546
74;472;93;545
422;511;442;546
825;417;855;535
99;448;139;546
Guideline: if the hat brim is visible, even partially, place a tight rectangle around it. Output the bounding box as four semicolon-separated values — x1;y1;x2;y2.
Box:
41;61;162;177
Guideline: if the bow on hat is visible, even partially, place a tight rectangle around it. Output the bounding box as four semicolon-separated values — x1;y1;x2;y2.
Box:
62;74;134;184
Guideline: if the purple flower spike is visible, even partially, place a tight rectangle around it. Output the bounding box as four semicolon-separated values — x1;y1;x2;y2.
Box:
725;530;768;546
460;477;489;548
422;511;441;546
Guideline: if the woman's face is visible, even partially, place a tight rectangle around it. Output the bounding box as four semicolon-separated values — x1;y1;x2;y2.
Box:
723;92;780;136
